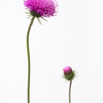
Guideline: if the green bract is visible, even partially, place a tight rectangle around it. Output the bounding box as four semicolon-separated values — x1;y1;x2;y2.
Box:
63;71;75;81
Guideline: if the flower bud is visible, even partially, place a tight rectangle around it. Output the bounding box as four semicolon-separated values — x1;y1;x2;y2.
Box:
63;66;75;80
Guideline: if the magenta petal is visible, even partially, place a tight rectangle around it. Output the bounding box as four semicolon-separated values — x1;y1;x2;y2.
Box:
24;0;58;17
63;66;72;75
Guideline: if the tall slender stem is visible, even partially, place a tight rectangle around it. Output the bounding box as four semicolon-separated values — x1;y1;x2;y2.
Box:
27;16;35;103
69;80;72;103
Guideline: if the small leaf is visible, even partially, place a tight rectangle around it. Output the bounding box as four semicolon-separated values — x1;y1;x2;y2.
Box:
37;18;42;25
41;17;48;22
25;12;30;14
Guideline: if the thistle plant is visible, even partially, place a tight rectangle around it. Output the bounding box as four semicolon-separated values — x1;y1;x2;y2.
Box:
23;0;58;103
63;66;76;103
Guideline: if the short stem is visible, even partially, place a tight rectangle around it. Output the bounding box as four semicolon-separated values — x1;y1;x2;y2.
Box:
69;80;72;103
27;16;35;103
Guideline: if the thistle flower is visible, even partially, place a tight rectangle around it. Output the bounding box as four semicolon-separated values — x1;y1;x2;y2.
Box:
63;66;75;81
23;1;58;103
24;0;58;18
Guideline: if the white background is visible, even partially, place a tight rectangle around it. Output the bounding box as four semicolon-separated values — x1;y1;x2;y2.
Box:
0;0;103;103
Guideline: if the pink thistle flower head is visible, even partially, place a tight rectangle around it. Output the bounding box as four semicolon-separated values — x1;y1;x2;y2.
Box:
24;0;58;18
63;66;72;75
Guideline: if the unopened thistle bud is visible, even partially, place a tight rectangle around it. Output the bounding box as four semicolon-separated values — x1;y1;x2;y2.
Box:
63;66;75;81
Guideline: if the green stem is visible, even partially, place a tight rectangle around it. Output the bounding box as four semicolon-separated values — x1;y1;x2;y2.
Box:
69;80;72;103
27;16;35;103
